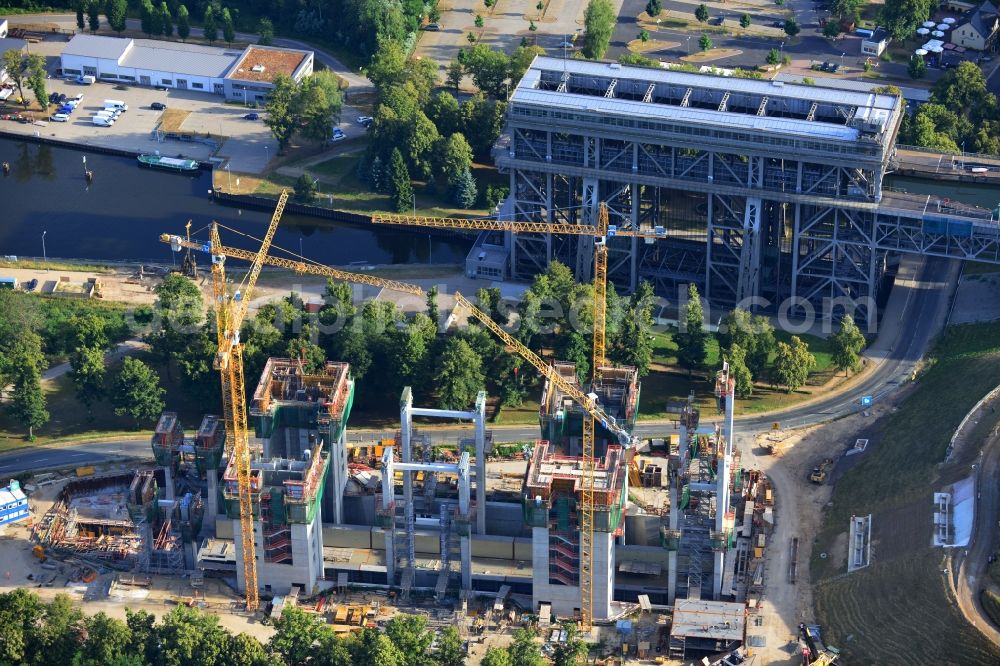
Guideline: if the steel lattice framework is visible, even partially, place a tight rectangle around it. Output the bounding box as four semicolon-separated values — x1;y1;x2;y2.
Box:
495;57;1000;328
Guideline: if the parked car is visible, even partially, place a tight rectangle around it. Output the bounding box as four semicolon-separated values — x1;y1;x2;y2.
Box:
58;94;67;103
50;113;70;122
244;112;259;120
422;22;440;31
331;127;346;142
56;107;74;115
150;102;167;110
48;92;60;103
356;115;373;125
557;40;575;48
772;20;785;28
360;117;372;128
25;279;38;291
73;93;84;101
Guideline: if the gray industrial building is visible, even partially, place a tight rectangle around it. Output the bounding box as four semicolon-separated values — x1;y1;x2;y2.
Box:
492;56;1000;328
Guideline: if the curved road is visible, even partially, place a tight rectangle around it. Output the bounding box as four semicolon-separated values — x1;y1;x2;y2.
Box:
954;431;1000;644
0;256;958;471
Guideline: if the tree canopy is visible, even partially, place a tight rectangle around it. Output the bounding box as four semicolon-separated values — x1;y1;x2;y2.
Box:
583;0;616;59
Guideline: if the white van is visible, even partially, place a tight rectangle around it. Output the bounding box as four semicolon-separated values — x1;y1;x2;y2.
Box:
94;110;118;121
103;99;128;111
92;115;114;126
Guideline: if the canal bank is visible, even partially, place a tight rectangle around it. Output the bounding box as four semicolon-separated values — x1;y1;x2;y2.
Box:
0;135;473;266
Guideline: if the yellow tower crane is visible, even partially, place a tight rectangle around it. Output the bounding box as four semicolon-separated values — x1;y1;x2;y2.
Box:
371;206;655;629
161;190;288;612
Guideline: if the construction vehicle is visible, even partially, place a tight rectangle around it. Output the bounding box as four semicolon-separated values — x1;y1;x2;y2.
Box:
809;458;834;484
32;545;46;562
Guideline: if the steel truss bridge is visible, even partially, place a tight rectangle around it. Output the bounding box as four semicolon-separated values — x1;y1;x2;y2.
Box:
493;57;1000;328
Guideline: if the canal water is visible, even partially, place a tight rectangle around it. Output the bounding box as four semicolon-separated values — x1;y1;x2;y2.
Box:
1;138;996;266
0;137;472;265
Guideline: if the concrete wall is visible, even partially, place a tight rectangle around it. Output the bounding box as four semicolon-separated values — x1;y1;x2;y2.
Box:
624;514;663;546
484;501;526;537
592;532;615;620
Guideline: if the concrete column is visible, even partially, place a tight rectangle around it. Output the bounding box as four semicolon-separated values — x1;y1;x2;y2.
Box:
206;468;219;526
532;526;550;611
460;536;472;592
381;447;396;586
668;482;678;604
713;390;736;599
592;532;615;621
163;466;174;501
474;392;487;535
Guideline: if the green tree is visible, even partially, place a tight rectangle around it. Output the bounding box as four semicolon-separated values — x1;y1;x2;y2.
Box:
508;627;545;666
9;362;47;440
784;17;800;36
264;74;299;151
830;314;866;375
933;61;989;114
831;0;862;18
436;626;465;666
699;33;713;52
612;280;655;376
725;342;754;398
406;110;440;178
823;21;840;38
676;283;707;375
481;648;513;666
159;1;173;37
908;55;927;79
639;29;650;42
773;336;815;392
446;60;464;90
156;605;228;666
740;13;751;28
881;0;930;40
111;357;165;426
556;330;590;384
257;17;274;45
426;91;463;136
509;44;545;83
202;5;217;43
434;337;485;410
269;606;324;666
452;167;478;208
464;43;511;98
389;147;413;213
645;0;662;16
35;594;85;666
0;589;45;664
70;345;106;415
435;132;474;189
427;285;440;324
76;2;86;31
467;31;477;44
222;632;269;666
26;58;48;113
107;0;127;35
87;0;101;33
77;612;134;666
296;70;344;144
221;7;236;45
551;625;586;666
766;48;780;65
459;93;506;159
385;614;434;666
583;0;616;59
475;13;484;28
177;4;190;41
140;0;155;36
695;3;709;22
294;173;317;201
1;51;29;108
619;52;659;66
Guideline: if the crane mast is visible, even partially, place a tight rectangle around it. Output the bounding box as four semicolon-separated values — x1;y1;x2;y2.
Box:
207;189;288;612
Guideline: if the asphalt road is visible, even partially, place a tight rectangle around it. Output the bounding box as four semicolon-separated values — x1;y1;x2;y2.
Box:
0;257;957;473
954;431;1000;643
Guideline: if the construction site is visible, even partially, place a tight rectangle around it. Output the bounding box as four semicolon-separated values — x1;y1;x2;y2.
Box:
0;189;827;665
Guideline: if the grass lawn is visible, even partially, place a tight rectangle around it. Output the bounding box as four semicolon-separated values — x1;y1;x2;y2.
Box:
964;261;1000;276
262;154;507;219
637;328;838;419
0;374;139;451
811;321;1000;664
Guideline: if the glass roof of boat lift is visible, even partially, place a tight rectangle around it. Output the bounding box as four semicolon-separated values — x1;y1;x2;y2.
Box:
514;56;900;142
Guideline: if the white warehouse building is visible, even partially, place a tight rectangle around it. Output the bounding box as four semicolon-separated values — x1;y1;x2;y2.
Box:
59;34;313;104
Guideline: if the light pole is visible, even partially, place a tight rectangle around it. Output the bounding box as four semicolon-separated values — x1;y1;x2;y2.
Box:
299;235;304;259
687;34;691;55
780;41;784;60
841;52;845;69
264;144;269;167
225;163;232;191
411;192;416;216
42;231;47;272
961;141;966;169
